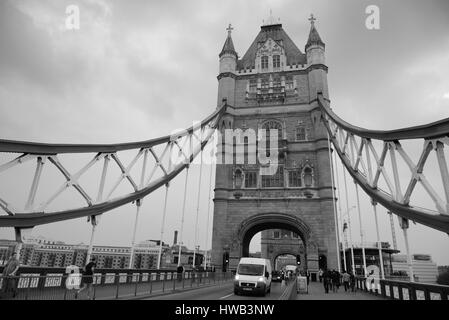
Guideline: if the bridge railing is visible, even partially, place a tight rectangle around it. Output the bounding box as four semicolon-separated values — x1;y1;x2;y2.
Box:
0;270;233;300
355;276;449;300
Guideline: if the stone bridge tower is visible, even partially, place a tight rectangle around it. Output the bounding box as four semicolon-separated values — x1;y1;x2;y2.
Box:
211;16;337;278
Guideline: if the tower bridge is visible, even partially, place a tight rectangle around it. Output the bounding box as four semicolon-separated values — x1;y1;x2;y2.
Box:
1;16;448;301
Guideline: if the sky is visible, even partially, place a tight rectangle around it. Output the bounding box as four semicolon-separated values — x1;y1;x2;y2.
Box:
0;0;449;265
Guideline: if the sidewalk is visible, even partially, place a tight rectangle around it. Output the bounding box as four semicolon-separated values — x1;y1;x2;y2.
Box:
295;281;384;300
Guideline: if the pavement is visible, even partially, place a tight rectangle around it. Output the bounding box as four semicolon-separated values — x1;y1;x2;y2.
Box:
295;281;384;300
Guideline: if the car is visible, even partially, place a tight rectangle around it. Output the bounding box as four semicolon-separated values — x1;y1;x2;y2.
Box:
272;271;282;282
234;257;272;296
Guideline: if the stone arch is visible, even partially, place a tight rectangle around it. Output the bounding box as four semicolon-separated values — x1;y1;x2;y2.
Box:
272;250;303;271
235;212;315;258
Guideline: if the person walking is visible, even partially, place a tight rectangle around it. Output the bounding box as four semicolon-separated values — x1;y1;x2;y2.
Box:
330;269;337;292
1;252;20;299
349;271;356;293
342;270;350;292
76;257;96;300
306;269;310;286
318;268;323;283
322;269;331;294
333;269;341;292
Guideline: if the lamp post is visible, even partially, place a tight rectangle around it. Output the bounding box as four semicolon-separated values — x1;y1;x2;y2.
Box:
342;205;356;274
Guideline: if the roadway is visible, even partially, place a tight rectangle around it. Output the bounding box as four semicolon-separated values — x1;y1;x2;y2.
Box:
146;280;288;300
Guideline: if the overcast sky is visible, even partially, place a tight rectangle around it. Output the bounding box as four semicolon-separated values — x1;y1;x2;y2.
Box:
0;0;449;265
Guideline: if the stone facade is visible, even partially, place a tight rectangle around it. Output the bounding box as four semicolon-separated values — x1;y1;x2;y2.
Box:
211;20;337;277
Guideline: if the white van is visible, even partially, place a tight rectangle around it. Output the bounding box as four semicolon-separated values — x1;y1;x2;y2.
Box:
234;257;272;296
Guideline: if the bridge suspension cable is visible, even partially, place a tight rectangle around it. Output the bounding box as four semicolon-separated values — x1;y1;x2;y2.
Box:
333;147;347;272
203;135;215;270
192;144;204;269
318;93;449;233
354;182;367;276
0;103;226;230
342;164;356;274
328;132;341;273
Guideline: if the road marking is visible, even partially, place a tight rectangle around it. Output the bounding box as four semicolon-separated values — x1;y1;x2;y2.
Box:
219;293;234;300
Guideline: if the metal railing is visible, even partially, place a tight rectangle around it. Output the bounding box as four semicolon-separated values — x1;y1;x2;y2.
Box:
355;276;449;300
0;271;233;300
278;278;297;300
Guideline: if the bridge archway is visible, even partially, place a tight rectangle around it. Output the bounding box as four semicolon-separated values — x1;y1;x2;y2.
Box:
233;213;317;272
273;252;302;271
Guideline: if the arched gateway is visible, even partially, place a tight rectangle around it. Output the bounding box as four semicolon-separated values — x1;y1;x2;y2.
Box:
211;19;338;280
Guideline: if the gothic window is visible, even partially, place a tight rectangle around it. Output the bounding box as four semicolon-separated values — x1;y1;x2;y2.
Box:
244;171;257;188
288;170;302;187
273;231;280;239
261;166;284;188
296;126;306;141
292;232;299;239
244;136;249;164
303;167;313;187
261;56;268;69
262;120;282;157
249;79;257;93
262;120;283;137
273;55;280;68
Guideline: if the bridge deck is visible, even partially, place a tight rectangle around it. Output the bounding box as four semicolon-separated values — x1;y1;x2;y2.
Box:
295;281;384;300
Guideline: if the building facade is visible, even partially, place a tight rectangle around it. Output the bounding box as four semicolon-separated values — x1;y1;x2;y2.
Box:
211;17;337;277
391;254;439;284
342;242;400;276
0;236;173;270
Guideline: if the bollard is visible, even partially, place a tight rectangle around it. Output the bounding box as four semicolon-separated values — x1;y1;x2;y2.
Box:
115;274;120;299
173;273;176;291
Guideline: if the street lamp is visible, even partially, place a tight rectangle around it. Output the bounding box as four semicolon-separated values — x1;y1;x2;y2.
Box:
193;245;200;269
342;205;356;274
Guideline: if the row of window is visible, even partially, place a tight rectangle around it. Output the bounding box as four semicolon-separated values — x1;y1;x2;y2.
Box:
236;166;314;188
261;55;281;69
272;230;300;239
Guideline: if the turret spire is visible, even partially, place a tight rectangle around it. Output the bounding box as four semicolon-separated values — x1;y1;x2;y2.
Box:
219;23;237;58
306;14;325;49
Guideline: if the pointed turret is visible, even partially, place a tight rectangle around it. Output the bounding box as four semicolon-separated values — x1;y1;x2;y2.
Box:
305;14;325;65
219;24;238;58
305;16;325;50
305;14;328;100
217;24;237;107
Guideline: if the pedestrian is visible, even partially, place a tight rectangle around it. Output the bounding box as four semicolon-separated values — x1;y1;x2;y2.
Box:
323;269;331;294
332;269;340;292
342;270;350;292
1;252;20;299
76;257;96;300
306;269;310;286
318;268;323;283
349;271;356;292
